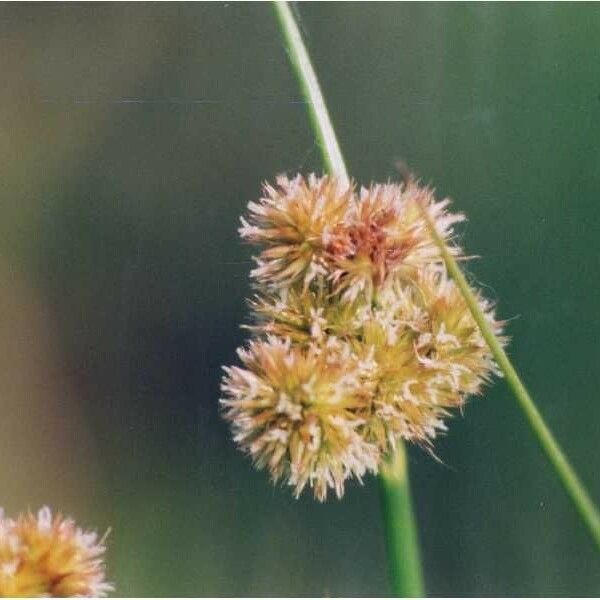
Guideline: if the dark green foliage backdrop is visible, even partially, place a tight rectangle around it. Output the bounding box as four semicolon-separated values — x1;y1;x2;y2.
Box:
0;2;598;596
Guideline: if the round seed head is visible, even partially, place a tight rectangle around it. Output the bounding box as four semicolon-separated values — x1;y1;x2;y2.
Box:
0;507;112;597
325;181;465;302
240;174;353;290
220;336;379;501
364;267;503;448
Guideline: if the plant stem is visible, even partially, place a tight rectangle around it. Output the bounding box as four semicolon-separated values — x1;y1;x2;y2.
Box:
272;0;426;593
379;442;426;597
419;207;600;551
273;0;349;187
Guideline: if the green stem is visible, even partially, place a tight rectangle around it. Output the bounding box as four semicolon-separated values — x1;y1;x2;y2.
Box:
379;443;426;597
420;206;600;551
273;0;349;186
272;0;426;593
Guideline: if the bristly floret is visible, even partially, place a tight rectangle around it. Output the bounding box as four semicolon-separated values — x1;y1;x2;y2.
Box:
245;287;365;344
363;268;504;449
239;174;353;290
325;181;465;302
220;336;379;501
0;506;112;597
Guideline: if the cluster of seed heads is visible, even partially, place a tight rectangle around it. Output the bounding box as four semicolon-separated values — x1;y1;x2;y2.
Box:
221;174;503;501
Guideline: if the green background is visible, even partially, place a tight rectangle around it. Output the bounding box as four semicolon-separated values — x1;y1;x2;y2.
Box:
0;2;598;596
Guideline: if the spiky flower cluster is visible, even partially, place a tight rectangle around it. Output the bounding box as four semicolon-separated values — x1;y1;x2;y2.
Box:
222;174;502;501
0;506;112;597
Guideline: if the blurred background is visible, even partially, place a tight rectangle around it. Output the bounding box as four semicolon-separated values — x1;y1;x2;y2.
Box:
0;2;599;596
